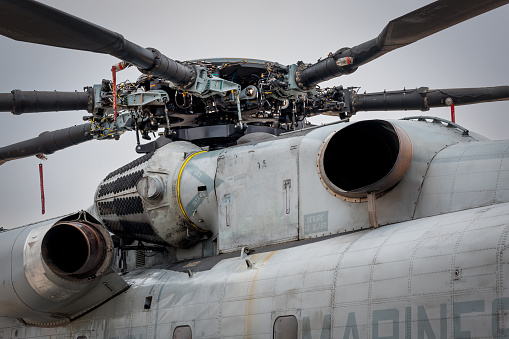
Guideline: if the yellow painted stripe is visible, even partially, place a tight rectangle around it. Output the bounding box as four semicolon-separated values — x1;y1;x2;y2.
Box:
177;151;206;229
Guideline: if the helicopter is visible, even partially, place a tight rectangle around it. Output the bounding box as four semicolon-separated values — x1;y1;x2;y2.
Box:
1;0;509;338
1;0;509;228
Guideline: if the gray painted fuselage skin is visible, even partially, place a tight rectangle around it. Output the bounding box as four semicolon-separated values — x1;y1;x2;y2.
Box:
1;118;509;338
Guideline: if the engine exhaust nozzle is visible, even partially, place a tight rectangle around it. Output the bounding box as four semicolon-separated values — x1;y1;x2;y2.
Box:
41;221;107;279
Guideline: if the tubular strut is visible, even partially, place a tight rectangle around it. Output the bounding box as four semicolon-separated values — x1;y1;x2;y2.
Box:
112;66;118;123
39;162;45;214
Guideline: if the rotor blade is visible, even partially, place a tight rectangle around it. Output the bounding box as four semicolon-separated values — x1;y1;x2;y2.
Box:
352;86;509;113
0;0;196;87
0;123;93;165
0;90;92;114
296;0;509;89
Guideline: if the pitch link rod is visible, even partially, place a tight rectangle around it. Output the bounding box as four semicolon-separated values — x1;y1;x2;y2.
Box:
0;90;92;115
296;0;509;90
0;0;196;87
352;86;509;113
0;123;93;165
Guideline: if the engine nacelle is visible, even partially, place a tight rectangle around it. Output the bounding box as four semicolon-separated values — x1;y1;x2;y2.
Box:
0;212;127;326
91;121;414;250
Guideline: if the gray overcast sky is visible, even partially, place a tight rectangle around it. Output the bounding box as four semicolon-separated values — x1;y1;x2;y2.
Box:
1;0;509;228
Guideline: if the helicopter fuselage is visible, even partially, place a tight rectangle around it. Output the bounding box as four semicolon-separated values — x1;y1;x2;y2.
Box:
1;118;509;337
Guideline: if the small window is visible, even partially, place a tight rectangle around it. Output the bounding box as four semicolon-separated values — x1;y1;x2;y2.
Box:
274;315;298;339
173;325;192;339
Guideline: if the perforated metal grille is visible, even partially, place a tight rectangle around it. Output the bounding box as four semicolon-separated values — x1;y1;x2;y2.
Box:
97;197;144;216
97;170;144;198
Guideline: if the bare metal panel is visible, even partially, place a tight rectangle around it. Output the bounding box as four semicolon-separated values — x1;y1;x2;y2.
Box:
0;225;34;317
178;151;220;235
415;140;509;218
332;203;509;337
215;138;299;253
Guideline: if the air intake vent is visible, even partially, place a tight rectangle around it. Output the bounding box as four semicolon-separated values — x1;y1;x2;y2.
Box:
318;120;412;202
135;249;146;268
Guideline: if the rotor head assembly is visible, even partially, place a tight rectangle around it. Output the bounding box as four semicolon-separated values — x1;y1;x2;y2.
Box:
0;0;507;164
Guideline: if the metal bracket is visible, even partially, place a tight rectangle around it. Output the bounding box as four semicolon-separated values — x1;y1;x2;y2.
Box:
280;63;318;99
92;83;108;113
135;136;172;154
186;67;241;98
125;89;169;107
240;246;254;260
174;67;244;125
90;87;169;140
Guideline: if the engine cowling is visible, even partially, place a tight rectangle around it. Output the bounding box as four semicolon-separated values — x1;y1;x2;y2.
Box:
0;212;127;326
93;141;217;249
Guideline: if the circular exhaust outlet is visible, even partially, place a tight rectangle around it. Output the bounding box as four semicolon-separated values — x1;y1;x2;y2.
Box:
318;120;412;202
41;221;107;279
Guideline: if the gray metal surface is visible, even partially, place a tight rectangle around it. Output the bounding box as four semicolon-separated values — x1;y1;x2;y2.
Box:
1;117;509;336
0;215;128;326
415;139;509;218
94;141;206;248
215;137;299;252
178;151;220;234
1;201;507;337
91;118;509;251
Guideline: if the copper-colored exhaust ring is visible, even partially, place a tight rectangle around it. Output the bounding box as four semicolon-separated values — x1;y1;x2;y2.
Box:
41;221;107;278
